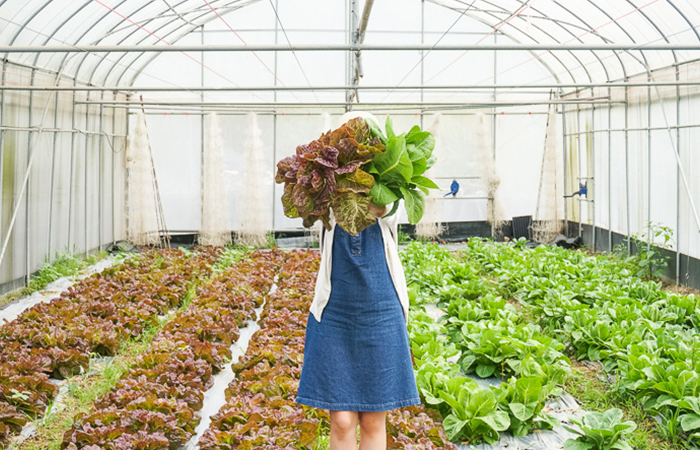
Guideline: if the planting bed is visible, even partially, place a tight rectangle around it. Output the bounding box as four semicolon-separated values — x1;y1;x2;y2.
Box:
401;239;700;449
0;247;222;448
6;239;693;449
199;249;455;450
61;250;281;449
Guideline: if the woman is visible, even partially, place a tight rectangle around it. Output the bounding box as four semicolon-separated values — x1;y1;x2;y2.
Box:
295;113;420;450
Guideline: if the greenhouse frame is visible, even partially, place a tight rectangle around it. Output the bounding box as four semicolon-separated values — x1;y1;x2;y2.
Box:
1;1;699;290
2;2;700;448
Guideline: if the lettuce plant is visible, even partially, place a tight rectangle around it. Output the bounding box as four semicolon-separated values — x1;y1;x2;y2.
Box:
365;116;439;223
275;118;384;235
496;376;558;437
563;408;636;450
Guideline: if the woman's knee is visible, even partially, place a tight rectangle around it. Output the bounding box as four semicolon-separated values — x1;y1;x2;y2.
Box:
330;410;359;434
358;411;386;433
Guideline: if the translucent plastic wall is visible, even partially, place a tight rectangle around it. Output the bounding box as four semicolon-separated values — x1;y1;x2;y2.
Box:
0;64;128;291
133;0;561;233
564;62;700;262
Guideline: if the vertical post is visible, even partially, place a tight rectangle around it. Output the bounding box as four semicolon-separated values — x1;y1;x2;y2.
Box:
647;77;652;243
590;87;596;251
0;61;6;268
491;33;498;238
562;102;568;234
47;76;60;257
68;80;77;251
420;0;425;129
111;93;116;245
26;69;35;284
624;79;631;255
272;0;279;231
607;87;612;252
84;91;90;256
125;95;131;243
98;92;105;251
675;70;682;283
576;99;582;238
200;25;205;243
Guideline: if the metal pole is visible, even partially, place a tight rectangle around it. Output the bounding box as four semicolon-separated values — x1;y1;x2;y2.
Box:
608;87;613;252
562;103;568;234
111;93;116;246
348;0;359;109
624;80;631;255
0;61;6;271
98;93;104;251
47;79;60;257
676;73;682;284
8;82;700;92
200;25;205;244
591;87;596;251
272;2;279;232
125;95;131;244
84;91;90;256
647;75;652;257
26;69;35;284
420;0;424;129
577;99;582;239
4;44;700;53
68;80;76;251
357;0;375;44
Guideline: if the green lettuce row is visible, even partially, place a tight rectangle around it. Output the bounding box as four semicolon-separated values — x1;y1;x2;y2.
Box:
458;239;700;443
402;242;567;443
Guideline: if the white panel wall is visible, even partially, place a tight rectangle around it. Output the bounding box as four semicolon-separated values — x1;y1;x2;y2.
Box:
0;65;128;290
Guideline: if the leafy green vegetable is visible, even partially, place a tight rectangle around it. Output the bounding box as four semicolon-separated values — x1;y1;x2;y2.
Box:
364;116;439;224
563;408;637;450
275;118;383;235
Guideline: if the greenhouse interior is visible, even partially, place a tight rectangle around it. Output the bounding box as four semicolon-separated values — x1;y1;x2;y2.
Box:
1;0;700;449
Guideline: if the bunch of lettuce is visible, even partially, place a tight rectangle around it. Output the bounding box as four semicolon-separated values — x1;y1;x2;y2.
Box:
365;116;438;223
275;116;438;236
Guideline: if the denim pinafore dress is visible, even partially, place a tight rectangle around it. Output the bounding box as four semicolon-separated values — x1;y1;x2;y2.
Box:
295;220;421;412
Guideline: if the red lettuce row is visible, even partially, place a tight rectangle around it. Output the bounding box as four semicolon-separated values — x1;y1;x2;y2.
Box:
60;250;285;450
0;247;222;449
199;250;455;450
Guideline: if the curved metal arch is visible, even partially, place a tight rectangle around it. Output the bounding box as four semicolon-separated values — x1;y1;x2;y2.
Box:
30;1;92;69
540;0;613;82
103;0;258;87
476;0;599;83
667;0;700;42
3;0;52;57
114;0;262;87
47;0;130;84
66;0;252;86
429;0;577;84
80;0;196;86
3;0;700;89
625;0;679;71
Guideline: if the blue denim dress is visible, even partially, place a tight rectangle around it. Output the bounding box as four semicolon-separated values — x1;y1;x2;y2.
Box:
295;220;421;412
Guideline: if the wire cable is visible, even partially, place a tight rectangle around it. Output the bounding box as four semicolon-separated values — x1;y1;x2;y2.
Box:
267;0;321;103
201;0;296;96
379;0;479;103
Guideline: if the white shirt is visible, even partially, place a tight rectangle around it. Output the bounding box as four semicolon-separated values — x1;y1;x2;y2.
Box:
310;210;410;324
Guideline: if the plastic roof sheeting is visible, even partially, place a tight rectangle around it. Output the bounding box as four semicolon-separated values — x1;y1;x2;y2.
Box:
1;0;700;88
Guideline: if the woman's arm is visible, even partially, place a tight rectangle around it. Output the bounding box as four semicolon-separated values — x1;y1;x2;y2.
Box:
369;201;387;218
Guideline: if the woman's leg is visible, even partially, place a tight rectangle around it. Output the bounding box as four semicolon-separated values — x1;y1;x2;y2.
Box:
358;411;387;450
329;410;359;450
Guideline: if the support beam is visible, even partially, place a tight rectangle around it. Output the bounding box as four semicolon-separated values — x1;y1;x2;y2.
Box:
2;44;700;53
5;82;700;92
